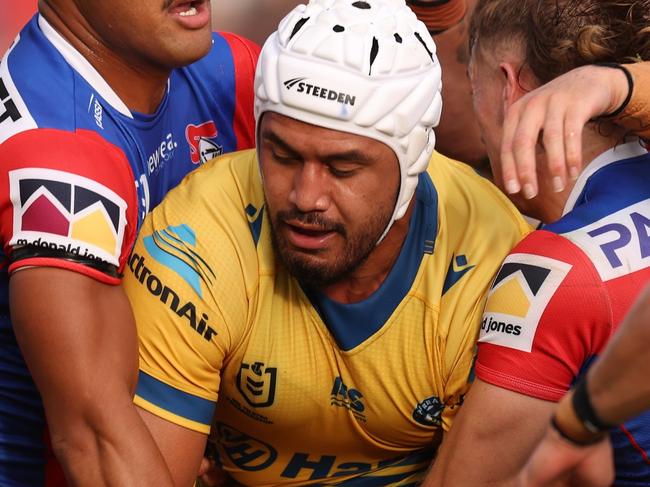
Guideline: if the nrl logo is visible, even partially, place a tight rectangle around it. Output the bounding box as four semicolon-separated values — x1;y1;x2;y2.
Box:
236;361;277;408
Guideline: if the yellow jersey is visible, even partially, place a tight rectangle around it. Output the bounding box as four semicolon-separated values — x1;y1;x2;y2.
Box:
125;149;529;485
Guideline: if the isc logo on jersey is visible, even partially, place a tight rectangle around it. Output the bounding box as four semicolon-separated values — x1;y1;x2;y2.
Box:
479;253;572;352
9;168;127;265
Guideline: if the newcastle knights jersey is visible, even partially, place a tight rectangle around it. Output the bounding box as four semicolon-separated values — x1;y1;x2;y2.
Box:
0;14;258;486
126;149;529;485
478;141;650;485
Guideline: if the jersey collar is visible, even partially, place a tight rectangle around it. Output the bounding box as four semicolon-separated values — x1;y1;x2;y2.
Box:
562;139;647;216
38;14;134;118
303;173;438;351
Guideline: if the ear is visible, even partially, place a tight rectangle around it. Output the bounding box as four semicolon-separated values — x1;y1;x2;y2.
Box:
499;62;527;114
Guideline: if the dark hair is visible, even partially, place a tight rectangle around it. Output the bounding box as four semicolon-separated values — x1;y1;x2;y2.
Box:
469;0;649;84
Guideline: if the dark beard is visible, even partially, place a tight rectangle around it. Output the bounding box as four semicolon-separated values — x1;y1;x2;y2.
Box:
268;207;390;289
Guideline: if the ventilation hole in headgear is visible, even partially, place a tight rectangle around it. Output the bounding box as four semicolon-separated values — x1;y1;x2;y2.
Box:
394;33;402;43
289;17;310;41
352;1;371;9
369;37;379;75
333;24;345;32
414;31;435;61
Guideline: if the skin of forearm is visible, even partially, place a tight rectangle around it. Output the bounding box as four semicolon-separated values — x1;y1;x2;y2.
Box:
50;397;175;487
587;290;650;426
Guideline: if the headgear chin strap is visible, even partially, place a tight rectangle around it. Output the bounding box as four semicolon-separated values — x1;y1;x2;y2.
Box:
255;0;443;242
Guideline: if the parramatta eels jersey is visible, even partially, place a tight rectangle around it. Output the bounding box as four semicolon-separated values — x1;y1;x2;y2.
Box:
0;14;258;486
126;149;530;486
477;141;650;486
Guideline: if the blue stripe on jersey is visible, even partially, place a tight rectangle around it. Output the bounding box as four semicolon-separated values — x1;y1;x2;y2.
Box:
304;173;438;351
136;371;215;426
546;153;650;234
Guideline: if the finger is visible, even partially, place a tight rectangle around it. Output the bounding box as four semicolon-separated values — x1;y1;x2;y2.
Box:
541;95;569;192
563;109;591;180
500;100;524;194
510;97;547;199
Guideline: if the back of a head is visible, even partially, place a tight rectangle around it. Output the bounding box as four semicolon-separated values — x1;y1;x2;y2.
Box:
470;0;649;84
255;0;443;240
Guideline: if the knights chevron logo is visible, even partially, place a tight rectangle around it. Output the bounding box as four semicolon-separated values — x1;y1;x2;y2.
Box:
9;168;127;265
479;253;572;352
143;224;215;298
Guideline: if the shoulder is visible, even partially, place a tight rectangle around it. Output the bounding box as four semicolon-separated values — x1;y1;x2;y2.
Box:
160;148;261;214
424;152;530;297
427;151;530;237
148;148;263;270
0;128;138;282
480;230;608;353
185;32;260;76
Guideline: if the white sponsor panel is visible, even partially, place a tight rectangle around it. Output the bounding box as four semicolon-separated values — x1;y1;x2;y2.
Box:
8;168;128;265
561;199;650;282
479;253;572;352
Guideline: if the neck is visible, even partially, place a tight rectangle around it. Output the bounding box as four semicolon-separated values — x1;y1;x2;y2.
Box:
527;123;627;223
40;3;169;114
321;200;415;304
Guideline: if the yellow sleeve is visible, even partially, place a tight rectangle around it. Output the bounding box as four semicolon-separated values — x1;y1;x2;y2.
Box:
125;152;257;434
429;152;531;431
616;62;650;138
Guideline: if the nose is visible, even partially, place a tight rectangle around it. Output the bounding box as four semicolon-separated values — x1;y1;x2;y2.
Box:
289;161;331;213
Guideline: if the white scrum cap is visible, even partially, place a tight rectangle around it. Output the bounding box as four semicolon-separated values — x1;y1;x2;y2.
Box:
255;0;443;241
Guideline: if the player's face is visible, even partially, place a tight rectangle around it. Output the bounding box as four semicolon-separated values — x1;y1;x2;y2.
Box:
468;48;506;183
259;113;399;288
470;45;553;217
74;0;213;70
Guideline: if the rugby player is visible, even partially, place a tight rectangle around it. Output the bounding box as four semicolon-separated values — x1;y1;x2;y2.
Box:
0;0;258;484
123;0;529;485
425;1;650;485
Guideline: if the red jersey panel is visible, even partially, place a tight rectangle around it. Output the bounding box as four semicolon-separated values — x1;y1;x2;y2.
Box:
0;128;137;284
477;230;613;401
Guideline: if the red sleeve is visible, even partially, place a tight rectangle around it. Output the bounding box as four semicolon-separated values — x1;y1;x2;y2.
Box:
476;230;613;401
220;32;260;151
0;128;138;285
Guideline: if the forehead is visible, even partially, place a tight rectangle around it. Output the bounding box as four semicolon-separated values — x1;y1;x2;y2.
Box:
259;112;397;162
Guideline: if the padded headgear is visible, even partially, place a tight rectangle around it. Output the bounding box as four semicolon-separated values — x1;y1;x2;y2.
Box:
255;0;443;241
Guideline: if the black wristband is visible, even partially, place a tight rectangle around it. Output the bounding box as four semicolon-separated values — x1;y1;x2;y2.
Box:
594;62;634;118
550;416;607;447
572;376;617;434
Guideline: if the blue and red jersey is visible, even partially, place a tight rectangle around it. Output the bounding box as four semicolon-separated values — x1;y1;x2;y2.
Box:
478;141;650;485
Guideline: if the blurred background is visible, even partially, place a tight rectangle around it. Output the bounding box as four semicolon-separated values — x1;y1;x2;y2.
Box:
1;0;38;54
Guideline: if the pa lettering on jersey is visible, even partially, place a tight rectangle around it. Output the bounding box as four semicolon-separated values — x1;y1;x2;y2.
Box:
562;199;650;282
479;253;572;352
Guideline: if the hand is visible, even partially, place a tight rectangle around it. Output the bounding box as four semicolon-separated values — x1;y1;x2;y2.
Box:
196;457;230;487
499;64;629;199
518;425;614;487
